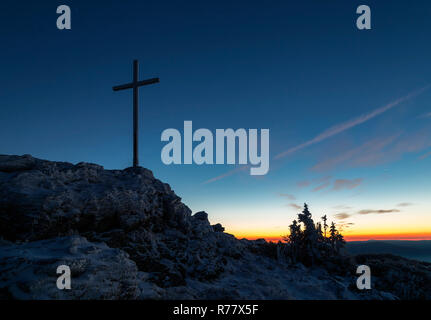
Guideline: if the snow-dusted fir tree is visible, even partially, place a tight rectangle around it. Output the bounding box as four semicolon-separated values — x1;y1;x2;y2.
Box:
329;222;337;251
328;222;345;255
298;203;319;263
284;204;346;264
321;214;328;238
285;219;302;262
335;230;346;254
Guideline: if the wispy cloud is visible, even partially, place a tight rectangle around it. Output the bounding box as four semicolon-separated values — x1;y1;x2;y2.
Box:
392;129;431;154
286;203;302;210
333;178;363;191
334;213;351;220
202;166;249;184
419;150;431;160
331;203;407;232
358;209;400;215
312;182;330;192
275;85;430;160
279;193;296;200
332;202;406;221
298;175;331;190
296;180;311;188
397;202;414;207
336;222;355;232
301;177;362;192
333;205;352;210
311;134;400;171
203;85;430;184
313;127;431;171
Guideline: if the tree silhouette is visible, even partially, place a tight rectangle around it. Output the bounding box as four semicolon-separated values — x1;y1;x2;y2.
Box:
283;204;346;265
321;215;328;238
328;221;346;255
284;219;301;262
297;203;319;264
335;231;346;254
329;222;337;252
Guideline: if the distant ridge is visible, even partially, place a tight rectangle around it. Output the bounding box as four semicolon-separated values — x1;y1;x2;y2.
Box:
347;240;431;262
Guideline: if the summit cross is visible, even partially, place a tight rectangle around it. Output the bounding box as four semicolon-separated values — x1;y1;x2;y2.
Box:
113;60;160;167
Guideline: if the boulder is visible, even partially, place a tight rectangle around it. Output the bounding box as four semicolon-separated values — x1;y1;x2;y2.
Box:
0;236;145;299
212;223;225;232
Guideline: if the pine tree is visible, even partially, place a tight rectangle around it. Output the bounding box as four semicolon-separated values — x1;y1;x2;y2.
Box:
298;203;316;235
321;215;328;238
328;222;346;254
329;222;337;253
316;222;324;241
335;231;346;254
288;220;301;243
286;219;302;262
297;203;319;264
283;204;346;265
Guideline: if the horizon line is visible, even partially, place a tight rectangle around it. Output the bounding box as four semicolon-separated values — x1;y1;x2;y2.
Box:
233;233;431;242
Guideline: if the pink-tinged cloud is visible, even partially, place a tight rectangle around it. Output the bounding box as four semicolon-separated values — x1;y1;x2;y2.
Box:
333;205;352;210
279;193;296;200
202;165;249;184
397;202;413;207
336;222;355;232
286;203;302;210
419;151;431;160
203;85;430;184
297;175;331;189
333;178;363;190
392;129;431;154
297;175;363;193
312;134;400;171
275;85;431;160
312;182;330;192
333;203;406;220
334;212;351;220
296;180;311;188
358;209;400;215
312;125;431;171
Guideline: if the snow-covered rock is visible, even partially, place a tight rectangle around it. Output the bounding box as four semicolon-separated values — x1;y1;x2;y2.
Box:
0;154;429;299
0;236;146;299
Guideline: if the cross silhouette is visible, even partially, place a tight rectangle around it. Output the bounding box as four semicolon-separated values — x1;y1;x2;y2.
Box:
113;60;160;167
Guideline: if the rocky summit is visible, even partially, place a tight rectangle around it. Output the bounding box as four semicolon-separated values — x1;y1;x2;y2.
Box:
0;154;430;299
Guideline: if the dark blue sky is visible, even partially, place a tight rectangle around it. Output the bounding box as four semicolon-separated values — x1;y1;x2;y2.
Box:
1;0;431;238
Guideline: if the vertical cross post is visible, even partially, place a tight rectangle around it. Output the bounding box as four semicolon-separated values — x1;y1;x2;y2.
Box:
112;60;160;168
133;60;139;167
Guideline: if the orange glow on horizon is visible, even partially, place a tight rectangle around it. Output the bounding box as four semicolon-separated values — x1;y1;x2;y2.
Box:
233;232;431;242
